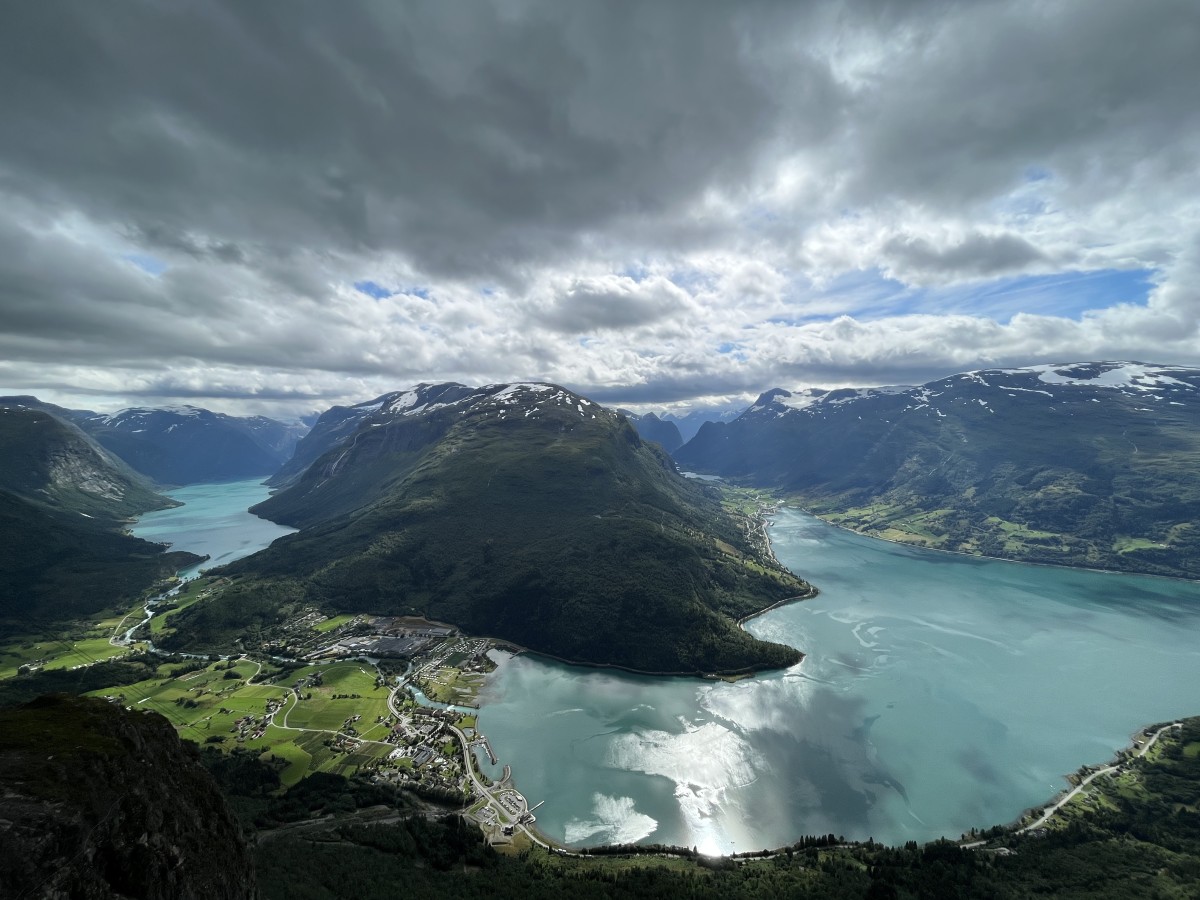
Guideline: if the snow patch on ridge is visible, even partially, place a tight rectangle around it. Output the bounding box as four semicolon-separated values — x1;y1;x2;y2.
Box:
1025;362;1191;391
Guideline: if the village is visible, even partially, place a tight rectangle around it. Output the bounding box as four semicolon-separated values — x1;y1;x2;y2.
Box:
91;604;546;847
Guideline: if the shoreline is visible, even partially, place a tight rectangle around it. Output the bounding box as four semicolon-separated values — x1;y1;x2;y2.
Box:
478;505;818;681
734;588;818;628
1005;719;1186;837
489;639;805;681
733;504;820;628
792;506;1200;585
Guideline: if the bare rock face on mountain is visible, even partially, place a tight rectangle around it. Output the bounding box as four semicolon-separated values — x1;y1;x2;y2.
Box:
676;362;1200;578
0;403;172;522
0;406;199;622
0;695;257;900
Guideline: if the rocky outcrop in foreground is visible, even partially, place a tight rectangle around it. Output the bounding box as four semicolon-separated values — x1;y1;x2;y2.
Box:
0;695;256;899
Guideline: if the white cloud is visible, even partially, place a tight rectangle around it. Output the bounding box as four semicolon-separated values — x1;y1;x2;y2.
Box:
0;0;1198;415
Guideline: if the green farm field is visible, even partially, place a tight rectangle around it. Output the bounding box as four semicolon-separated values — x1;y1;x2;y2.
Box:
85;659;396;785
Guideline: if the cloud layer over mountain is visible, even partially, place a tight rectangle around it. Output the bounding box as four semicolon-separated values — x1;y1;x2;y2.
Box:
1;1;1197;415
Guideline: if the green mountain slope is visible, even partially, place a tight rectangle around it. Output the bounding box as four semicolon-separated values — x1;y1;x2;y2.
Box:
0;404;173;523
676;362;1200;578
168;384;810;674
0;491;196;621
0;407;198;625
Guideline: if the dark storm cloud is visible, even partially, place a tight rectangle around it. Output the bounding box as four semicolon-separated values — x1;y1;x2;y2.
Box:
0;1;812;277
538;276;690;333
883;232;1047;279
0;0;1198;415
841;1;1200;208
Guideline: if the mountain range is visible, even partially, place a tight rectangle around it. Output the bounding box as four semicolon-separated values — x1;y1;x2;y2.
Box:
675;361;1200;578
659;406;746;443
7;358;1199;652
619;410;684;453
0;396;306;486
164;382;809;674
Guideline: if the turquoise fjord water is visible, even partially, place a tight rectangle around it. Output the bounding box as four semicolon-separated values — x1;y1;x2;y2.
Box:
129;485;1200;853
130;479;295;578
479;509;1200;854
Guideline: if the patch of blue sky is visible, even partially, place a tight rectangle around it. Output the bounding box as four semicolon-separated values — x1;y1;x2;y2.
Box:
917;268;1156;322
354;280;394;299
123;253;168;276
766;268;917;325
355;281;431;300
769;266;1156;326
619;264;649;282
716;341;748;361
668;266;718;293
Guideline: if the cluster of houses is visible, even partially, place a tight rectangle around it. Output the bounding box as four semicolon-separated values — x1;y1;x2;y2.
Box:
229;697;284;742
379;706;464;789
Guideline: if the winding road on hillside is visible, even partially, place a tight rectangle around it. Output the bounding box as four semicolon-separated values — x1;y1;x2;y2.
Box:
1016;722;1182;834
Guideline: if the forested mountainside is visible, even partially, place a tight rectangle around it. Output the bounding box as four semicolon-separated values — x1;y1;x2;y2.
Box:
167;383;809;674
0;406;197;622
676;362;1200;578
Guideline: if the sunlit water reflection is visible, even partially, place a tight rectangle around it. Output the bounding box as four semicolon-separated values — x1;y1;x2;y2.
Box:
479;509;1200;852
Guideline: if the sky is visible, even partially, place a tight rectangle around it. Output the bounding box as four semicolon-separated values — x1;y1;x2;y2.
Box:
1;0;1198;419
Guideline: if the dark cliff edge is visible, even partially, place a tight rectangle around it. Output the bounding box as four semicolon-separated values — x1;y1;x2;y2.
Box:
0;695;257;900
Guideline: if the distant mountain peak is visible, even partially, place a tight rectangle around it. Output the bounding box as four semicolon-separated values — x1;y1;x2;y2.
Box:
999;360;1197;392
615;407;684;452
674;359;1200;579
351;381;610;425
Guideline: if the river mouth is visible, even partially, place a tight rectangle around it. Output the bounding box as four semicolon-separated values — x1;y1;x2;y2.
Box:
477;508;1200;854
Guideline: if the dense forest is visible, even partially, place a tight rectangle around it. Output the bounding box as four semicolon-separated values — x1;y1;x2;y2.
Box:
165;388;810;674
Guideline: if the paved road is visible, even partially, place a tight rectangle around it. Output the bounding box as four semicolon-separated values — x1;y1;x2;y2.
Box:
1016;722;1182;834
388;683;556;851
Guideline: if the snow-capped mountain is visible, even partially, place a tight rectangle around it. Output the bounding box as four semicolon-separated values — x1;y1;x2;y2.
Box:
675;362;1200;578
268;382;614;487
733;362;1199;425
74;405;307;485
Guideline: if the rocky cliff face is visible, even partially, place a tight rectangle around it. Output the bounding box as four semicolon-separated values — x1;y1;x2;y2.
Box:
0;695;257;899
0;405;173;523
